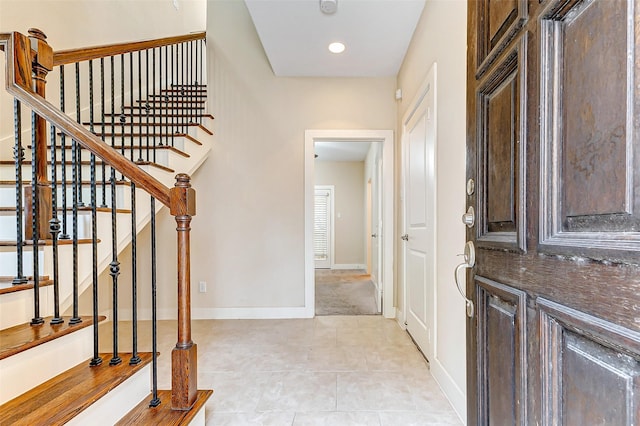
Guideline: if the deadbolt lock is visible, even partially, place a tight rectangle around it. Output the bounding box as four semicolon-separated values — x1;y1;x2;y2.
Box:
462;206;475;228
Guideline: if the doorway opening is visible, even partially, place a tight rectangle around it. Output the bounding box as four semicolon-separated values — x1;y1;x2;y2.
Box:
304;129;394;318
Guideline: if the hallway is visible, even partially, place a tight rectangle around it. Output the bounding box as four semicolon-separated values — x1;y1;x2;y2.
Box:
101;316;461;425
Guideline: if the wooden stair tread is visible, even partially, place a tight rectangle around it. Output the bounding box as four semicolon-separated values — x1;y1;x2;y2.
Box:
0;277;53;295
123;104;205;110
0;315;103;360
171;84;206;88
136;99;205;104
88;131;204;144
0;180;131;186
0;206;131;214
116;389;213;426
0;238;99;246
0;352;152;426
0;160;174;173
104;112;213;119
32;144;190;159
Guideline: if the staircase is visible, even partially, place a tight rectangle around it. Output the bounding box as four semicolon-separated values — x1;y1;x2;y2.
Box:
0;29;212;424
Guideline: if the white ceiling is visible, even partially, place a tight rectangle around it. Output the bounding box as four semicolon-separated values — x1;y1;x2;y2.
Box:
244;0;426;77
315;141;372;162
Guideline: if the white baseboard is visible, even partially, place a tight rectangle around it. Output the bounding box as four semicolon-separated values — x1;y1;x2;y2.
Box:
331;264;366;270
430;357;466;425
192;306;314;319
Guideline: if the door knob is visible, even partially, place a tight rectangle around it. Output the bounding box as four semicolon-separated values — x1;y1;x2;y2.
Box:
401;234;409;241
454;241;475;318
371;233;377;238
462;206;475;228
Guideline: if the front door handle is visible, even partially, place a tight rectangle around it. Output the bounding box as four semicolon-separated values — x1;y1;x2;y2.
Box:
454;241;475;318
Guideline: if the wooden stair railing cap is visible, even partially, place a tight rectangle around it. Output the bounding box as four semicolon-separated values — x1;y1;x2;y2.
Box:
53;31;205;66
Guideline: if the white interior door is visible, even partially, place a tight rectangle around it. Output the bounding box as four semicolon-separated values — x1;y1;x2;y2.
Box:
403;67;436;360
314;186;333;269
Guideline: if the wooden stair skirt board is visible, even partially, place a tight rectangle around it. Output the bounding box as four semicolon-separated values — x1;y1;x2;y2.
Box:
0;353;153;426
117;390;213;426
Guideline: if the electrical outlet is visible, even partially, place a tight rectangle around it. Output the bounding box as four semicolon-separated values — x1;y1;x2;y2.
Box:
199;281;207;293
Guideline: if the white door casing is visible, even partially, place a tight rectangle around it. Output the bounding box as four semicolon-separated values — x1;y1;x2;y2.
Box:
304;130;394;318
403;64;437;360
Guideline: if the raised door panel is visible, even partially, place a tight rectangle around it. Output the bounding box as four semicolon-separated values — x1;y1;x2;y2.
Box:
476;38;527;251
540;0;640;262
539;298;640;425
476;277;527;425
476;0;527;76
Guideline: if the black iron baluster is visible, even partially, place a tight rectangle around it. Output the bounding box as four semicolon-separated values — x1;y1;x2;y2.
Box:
100;58;107;207
89;114;102;367
152;47;157;163
30;112;43;325
69;133;82;326
171;44;176;146
49;125;63;325
189;40;194;124
149;196;160;407
129;52;134;162
129;182;141;366
138;50;143;162
180;43;185;135
59;66;69;239
109;167;121;366
75;62;84;207
145;49;150;162
13;100;27;285
159;46;164;147
120;53;128;165
168;45;174;147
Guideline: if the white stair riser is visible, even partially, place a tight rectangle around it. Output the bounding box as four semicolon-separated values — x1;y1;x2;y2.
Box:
0;249;44;277
0;211;92;241
0;325;94;404
68;364;151;426
0;182;131;209
0;284;53;329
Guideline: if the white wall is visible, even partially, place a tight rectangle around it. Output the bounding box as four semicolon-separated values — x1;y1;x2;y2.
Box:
396;0;468;420
315;161;366;267
176;0;396;317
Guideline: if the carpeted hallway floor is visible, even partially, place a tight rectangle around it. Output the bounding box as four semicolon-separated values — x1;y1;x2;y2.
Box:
315;269;379;315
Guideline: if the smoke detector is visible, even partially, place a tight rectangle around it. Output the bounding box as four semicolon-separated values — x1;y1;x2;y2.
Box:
320;0;337;14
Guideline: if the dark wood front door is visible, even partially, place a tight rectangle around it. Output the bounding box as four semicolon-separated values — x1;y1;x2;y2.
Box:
466;0;640;424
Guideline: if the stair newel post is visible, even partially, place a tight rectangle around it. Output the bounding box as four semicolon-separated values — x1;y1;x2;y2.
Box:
169;173;197;410
24;28;53;241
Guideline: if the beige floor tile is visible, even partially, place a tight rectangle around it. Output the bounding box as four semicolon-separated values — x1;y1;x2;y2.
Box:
307;346;369;372
365;345;428;372
256;372;337;412
378;411;462;425
337;372;417;411
293;411;381;425
201;371;272;413
99;317;463;423
206;411;295;426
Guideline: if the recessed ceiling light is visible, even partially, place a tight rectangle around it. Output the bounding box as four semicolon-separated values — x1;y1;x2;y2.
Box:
328;42;345;54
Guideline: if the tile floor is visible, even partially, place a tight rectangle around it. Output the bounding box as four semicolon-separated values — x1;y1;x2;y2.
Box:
100;316;462;425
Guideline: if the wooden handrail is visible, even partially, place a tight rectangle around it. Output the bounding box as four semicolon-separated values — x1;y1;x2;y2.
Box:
1;31;171;206
53;31;206;66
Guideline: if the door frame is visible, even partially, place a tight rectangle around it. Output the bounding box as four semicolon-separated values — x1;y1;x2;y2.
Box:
400;63;438;360
304;129;395;318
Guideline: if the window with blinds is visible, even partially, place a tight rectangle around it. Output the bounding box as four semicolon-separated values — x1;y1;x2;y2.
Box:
314;189;331;262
